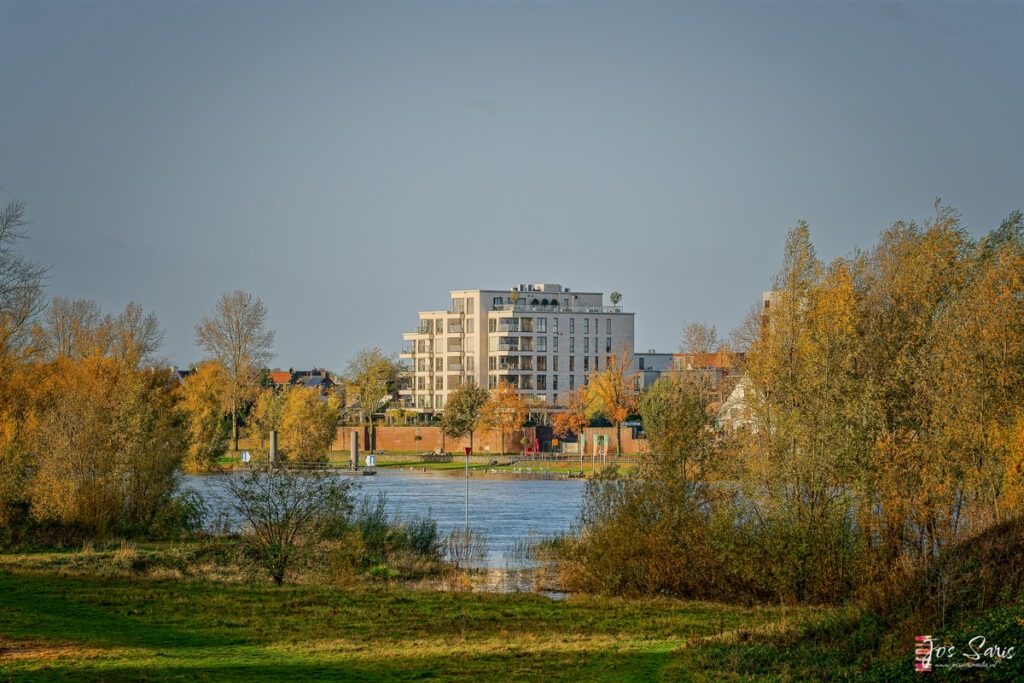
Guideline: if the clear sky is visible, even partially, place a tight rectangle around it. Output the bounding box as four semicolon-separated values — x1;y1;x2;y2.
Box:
3;1;1022;370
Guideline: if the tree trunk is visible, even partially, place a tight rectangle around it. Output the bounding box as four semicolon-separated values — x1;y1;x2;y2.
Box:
232;398;239;452
615;423;622;455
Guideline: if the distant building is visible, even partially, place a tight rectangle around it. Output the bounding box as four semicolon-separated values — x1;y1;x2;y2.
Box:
633;351;673;390
401;283;635;415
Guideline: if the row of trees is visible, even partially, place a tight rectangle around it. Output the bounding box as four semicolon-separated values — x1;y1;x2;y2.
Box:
563;205;1024;605
439;380;528;454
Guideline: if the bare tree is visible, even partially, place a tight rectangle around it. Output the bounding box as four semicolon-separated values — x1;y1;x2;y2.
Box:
0;199;47;362
195;290;275;451
109;301;164;368
679;321;723;355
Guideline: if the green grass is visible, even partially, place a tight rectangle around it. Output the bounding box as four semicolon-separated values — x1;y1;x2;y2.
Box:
0;546;850;682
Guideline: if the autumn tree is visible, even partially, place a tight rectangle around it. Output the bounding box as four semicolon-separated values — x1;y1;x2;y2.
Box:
26;302;185;535
440;384;489;453
250;387;286;448
195;290;275;451
278;387;340;462
180;361;230;472
585;346;640;455
344;347;406;450
37;298;163;370
552;385;590;442
0;198;47;524
481;381;527;455
563;375;724;598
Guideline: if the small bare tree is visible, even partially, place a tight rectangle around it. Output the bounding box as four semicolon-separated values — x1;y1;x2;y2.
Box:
223;466;354;585
0;199;47;362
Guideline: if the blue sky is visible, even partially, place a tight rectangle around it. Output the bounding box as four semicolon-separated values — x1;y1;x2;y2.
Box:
2;1;1022;370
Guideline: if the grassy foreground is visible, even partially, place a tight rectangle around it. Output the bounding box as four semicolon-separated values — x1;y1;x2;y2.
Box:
0;547;857;682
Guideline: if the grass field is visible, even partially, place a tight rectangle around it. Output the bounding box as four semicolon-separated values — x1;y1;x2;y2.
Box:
0;546;860;682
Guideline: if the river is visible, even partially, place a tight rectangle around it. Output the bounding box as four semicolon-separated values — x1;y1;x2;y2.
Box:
182;469;586;568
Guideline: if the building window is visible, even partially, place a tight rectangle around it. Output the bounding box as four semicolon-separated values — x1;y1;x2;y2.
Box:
520;375;534;390
467;298;475;315
493;296;503;307
537;336;547;352
521;318;534;332
569;337;575;353
435;358;443;371
569;356;575;372
553;318;559;333
488;375;497;388
452;298;465;313
537;375;547;390
553;336;558;352
605;318;611;334
466;319;474;334
537;318;547;333
435;376;444;390
569;375;575;390
521;356;534;370
552;375;559;391
521;337;534;352
489;356;497;370
606;337;612;353
583;319;589;334
466;356;475;372
639;357;645;370
553;356;558;371
584;357;589;371
584;337;589;353
569;318;575;333
594;356;599;370
537;356;547;371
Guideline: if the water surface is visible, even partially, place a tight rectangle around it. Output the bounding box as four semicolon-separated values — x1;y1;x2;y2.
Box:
183;469;585;567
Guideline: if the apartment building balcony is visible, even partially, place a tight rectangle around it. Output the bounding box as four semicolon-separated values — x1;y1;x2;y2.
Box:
492;303;623;314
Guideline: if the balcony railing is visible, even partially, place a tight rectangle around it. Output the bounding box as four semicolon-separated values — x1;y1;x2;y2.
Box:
492;304;624;314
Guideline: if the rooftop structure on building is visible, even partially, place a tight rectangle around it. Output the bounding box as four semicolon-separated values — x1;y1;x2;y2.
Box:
401;283;635;414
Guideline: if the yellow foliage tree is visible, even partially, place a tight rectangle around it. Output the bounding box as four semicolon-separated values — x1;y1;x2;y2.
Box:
180;361;230;472
279;387;340;462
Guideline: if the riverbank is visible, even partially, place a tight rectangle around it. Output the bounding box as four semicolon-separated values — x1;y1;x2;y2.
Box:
0;544;856;681
214;451;636;478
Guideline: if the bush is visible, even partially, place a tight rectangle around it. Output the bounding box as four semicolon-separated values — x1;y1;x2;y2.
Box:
222;466;354;585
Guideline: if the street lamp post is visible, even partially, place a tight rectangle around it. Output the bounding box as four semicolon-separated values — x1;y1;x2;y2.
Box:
464;446;472;530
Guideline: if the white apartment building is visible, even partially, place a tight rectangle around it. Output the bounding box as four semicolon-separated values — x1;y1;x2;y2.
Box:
401;283;635;414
